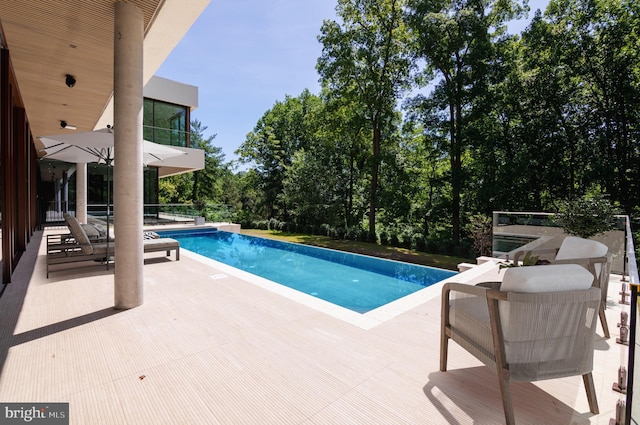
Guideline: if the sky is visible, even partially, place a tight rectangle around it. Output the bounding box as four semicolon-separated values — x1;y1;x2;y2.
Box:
156;0;551;168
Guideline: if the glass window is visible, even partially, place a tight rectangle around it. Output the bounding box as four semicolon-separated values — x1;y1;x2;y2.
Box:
83;164;159;222
143;167;159;222
143;98;188;147
143;98;154;142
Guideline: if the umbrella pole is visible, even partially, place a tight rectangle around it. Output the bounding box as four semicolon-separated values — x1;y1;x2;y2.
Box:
106;157;112;270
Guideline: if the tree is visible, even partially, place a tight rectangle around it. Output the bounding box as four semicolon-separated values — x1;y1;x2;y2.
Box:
236;91;322;220
317;0;414;238
405;0;526;242
158;119;229;207
187;119;226;203
320;94;371;227
543;0;640;214
158;173;193;204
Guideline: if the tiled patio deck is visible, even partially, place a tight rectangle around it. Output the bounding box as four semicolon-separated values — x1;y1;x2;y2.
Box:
0;229;631;424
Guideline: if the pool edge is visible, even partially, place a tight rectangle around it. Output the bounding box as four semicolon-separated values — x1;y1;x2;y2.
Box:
180;248;483;330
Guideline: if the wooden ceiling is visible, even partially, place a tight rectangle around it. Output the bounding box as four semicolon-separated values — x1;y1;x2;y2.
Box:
1;0;163;140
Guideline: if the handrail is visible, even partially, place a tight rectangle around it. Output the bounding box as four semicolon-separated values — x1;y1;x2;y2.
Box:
624;215;639;423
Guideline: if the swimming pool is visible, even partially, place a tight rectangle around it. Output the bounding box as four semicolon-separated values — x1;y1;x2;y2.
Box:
158;229;456;314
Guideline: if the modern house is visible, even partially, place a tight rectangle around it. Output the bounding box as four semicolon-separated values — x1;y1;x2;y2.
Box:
39;75;205;226
0;0;212;307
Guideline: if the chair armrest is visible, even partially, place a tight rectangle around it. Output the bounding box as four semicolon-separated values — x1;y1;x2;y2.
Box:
476;281;502;290
442;282;498;328
442;281;490;299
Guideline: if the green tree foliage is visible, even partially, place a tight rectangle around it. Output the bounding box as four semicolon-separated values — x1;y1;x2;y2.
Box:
233;169;267;223
405;0;526;243
236;90;322;220
190;119;228;203
543;0;640;213
317;0;414;238
555;192;619;239
226;0;639;256
320;95;371;228
158;173;193;204
158;119;232;208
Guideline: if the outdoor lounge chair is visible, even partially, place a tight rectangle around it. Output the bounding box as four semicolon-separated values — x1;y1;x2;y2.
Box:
440;264;601;425
46;214;180;277
513;236;612;338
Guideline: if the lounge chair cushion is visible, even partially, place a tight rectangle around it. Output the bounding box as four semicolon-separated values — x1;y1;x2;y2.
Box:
64;213;94;255
81;223;101;239
555;236;608;261
500;264;593;293
142;237;179;251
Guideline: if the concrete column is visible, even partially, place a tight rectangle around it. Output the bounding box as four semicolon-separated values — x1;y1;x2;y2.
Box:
76;163;87;223
113;2;144;309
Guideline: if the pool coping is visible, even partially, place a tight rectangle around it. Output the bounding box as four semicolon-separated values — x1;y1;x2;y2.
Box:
181;249;497;330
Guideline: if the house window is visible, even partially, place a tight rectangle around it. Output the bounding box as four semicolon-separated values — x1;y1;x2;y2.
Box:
143;98;189;147
82;164;159;222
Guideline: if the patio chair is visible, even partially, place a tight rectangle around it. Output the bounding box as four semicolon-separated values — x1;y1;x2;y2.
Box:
46;214;180;277
513;236;611;338
440;264;601;425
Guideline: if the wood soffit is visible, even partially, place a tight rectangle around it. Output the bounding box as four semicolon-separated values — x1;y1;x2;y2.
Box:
1;0;162;143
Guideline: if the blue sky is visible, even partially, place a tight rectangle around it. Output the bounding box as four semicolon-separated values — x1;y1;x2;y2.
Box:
156;0;550;167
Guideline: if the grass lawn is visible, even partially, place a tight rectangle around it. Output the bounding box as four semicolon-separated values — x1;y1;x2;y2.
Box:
239;229;471;271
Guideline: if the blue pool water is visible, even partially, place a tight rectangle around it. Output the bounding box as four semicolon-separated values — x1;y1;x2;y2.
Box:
158;229;456;313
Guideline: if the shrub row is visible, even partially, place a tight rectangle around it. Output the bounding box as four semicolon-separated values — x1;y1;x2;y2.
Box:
240;219;473;258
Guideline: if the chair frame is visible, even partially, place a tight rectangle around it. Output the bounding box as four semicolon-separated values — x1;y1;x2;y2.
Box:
513;248;611;338
441;281;601;425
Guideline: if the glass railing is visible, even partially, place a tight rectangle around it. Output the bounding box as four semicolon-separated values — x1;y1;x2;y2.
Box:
493;211;627;274
41;202;234;227
625;215;639;424
155;203;234;223
143;125;189;148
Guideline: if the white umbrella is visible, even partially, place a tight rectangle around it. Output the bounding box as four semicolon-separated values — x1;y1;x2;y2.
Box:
39;127;186;166
38;127;186;259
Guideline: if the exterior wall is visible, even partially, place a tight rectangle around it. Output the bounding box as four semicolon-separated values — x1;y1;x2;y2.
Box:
0;48;39;283
144;76;198;110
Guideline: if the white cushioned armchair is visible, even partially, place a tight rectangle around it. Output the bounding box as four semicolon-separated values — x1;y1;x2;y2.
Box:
440;264;601;425
513;236;612;338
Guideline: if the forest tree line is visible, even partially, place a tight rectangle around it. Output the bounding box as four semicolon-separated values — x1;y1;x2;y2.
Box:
160;0;640;258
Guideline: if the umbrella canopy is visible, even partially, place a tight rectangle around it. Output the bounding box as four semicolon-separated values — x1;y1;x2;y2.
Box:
38;127;186;166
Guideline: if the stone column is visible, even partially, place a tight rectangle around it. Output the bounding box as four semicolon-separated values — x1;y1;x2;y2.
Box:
76;163;87;223
113;1;144;309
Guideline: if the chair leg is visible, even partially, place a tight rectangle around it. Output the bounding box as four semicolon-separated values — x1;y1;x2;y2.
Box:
440;334;449;372
583;373;599;414
497;368;515;425
599;305;610;339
